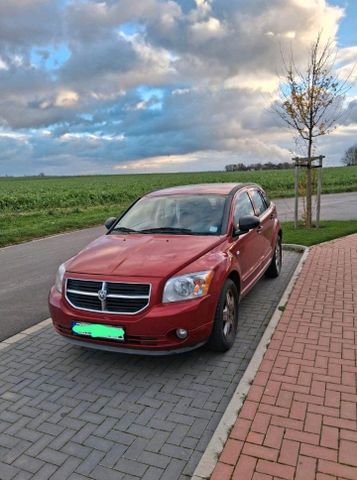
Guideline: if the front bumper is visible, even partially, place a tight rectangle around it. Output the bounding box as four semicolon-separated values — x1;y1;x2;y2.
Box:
49;286;217;353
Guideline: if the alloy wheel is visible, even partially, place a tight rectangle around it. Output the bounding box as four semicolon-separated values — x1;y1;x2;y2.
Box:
222;289;236;338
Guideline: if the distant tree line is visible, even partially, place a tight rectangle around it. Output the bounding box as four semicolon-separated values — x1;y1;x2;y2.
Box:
225;162;294;172
342;144;357;166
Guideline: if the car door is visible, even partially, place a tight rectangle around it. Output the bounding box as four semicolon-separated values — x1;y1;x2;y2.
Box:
248;188;274;269
229;190;264;292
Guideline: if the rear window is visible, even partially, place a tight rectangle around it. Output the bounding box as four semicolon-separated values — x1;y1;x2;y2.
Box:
249;189;268;216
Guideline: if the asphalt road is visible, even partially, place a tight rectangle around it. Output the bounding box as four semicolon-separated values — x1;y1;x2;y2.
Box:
274;191;357;221
0;226;104;341
0;191;356;341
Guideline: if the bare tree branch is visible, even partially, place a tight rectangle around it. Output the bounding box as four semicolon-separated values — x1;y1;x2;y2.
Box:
272;33;354;227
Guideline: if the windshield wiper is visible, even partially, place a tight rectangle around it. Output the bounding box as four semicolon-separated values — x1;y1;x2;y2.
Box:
111;226;139;234
139;227;195;235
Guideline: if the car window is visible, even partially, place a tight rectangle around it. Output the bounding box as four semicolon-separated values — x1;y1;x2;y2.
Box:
260;190;270;207
249;189;268;216
233;192;255;224
113;194;226;235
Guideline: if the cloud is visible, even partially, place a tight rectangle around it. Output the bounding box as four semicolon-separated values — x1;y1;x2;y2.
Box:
0;0;355;175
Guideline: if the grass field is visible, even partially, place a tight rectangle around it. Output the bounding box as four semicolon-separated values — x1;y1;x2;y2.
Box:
283;221;357;246
1;166;357;247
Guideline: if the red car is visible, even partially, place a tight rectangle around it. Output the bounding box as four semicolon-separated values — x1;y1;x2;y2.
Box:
49;183;282;354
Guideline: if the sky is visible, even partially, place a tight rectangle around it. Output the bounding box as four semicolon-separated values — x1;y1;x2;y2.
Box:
0;0;356;176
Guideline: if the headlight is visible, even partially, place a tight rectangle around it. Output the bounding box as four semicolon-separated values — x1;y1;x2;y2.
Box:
163;270;214;303
55;263;66;293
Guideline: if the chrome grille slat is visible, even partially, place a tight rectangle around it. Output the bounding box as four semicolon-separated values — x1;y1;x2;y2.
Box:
65;279;151;315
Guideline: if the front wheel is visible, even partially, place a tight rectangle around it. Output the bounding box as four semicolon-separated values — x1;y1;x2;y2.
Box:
265;235;282;278
207;279;239;352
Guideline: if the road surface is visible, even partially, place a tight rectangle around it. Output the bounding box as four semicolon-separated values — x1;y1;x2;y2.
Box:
274;191;357;221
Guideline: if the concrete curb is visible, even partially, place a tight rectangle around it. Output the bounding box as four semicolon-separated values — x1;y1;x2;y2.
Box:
191;244;310;480
0;318;52;350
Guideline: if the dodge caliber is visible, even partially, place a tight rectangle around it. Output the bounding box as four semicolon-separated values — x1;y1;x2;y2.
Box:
49;183;282;354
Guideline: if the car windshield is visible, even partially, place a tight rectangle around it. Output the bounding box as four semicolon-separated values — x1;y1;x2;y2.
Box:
112;194;227;235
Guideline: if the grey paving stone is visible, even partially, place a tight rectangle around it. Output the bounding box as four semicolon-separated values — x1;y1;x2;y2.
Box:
49;457;82;480
75;450;105;476
13;454;44;474
0;432;19;448
0;461;19;480
25;434;54;457
122;437;148;461
145;431;170;454
140;451;170;469
36;447;68;467
90;465;125;480
28;463;57;480
2;439;31;464
48;428;77;450
166;424;190;446
160;444;192;462
100;443;128;468
0;251;301;480
61;441;92;459
142;466;164;480
160;459;186;480
83;435;113;452
114;458;147;477
13;471;33;480
67;474;90;480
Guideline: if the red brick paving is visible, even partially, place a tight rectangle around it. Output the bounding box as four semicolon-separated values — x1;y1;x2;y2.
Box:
211;234;357;480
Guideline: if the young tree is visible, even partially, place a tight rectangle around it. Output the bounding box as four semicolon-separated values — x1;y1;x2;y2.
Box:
273;33;350;227
342;144;357;166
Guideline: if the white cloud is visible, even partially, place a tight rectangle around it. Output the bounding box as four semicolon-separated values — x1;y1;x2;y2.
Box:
0;0;355;175
54;90;79;108
0;57;8;70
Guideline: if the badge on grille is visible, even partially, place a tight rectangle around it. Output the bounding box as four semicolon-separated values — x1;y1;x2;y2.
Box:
98;284;107;310
98;288;107;301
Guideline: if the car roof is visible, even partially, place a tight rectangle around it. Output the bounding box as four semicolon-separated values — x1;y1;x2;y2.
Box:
146;183;258;197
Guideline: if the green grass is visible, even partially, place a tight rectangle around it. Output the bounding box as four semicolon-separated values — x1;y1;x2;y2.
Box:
1;166;356;247
282;221;357;246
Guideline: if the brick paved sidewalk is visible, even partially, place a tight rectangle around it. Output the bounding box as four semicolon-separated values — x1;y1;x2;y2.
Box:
211;234;357;480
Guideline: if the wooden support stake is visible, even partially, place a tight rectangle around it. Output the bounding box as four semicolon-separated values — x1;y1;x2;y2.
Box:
316;156;323;228
294;164;299;228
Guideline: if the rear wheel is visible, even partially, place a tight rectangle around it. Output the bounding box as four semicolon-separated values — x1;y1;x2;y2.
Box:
207;279;239;352
265;235;282;278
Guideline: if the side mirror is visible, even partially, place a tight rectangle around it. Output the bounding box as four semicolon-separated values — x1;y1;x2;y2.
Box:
233;215;260;236
105;217;117;230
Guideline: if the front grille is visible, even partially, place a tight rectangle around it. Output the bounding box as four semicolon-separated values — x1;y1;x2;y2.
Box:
65;279;151;315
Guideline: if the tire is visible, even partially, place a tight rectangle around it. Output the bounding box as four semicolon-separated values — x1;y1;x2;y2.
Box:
265;235;282;278
207;279;239;352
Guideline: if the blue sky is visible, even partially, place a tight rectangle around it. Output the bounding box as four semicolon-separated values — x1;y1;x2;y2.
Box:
0;0;356;176
329;0;357;46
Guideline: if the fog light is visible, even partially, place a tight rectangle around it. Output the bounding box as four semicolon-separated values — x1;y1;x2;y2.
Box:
176;328;188;339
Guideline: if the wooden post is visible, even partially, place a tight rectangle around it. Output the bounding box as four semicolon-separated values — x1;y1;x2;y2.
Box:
292;155;325;229
294;163;299;228
316;156;323;228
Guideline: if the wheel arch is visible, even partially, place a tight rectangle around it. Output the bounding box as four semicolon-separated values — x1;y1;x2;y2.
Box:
227;270;241;299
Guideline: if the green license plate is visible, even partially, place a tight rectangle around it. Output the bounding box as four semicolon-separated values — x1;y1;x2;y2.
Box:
72;322;125;341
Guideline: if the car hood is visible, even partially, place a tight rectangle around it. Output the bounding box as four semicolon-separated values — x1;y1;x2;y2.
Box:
66;233;225;278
